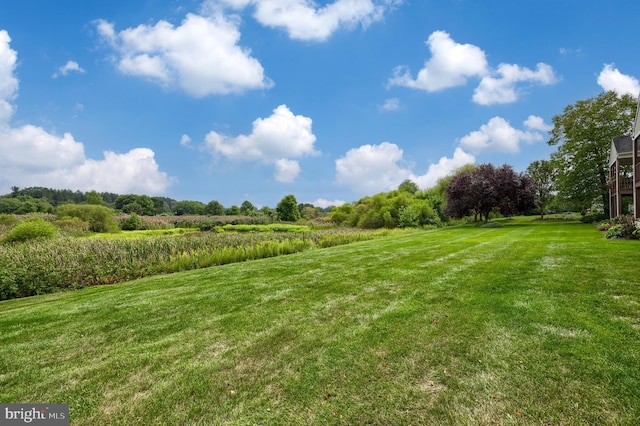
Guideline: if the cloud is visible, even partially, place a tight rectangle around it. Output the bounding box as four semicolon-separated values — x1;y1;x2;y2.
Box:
0;30;173;195
523;115;552;132
388;30;488;92
0;124;174;194
458;116;548;154
312;198;347;208
0;30;18;122
597;64;640;97
180;134;192;147
379;97;400;111
52;60;85;78
215;0;399;41
95;13;272;97
335;141;476;194
473;63;557;105
274;158;301;182
411;147;475;189
203;104;319;181
335;142;413;193
389;30;557;104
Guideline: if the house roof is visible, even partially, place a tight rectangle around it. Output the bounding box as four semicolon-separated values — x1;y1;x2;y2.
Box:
613;135;633;153
609;135;634;165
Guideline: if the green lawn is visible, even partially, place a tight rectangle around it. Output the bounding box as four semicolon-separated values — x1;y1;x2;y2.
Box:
1;218;639;425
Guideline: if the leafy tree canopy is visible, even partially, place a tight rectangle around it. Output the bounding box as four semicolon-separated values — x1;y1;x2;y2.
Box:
205;200;225;216
276;195;301;222
445;164;536;222
548;91;637;215
398;179;419;194
527;160;556;219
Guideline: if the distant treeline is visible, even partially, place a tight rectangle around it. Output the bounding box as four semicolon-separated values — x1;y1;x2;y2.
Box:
0;186;332;217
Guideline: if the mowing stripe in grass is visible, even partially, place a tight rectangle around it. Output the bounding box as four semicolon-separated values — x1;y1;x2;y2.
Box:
0;219;638;425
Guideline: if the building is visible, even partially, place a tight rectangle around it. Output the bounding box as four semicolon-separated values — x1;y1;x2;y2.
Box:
609;96;640;219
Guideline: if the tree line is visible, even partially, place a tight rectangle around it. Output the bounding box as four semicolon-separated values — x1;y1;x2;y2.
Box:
2;90;635;227
0;187;329;220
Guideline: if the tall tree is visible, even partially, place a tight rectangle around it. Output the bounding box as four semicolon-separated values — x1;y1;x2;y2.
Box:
445;164;536;222
548;91;636;216
204;200;225;216
86;191;104;206
398;179;419;194
276;194;301;222
527;160;556;219
240;200;256;215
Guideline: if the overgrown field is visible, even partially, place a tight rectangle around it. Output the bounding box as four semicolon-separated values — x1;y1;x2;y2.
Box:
0;218;639;425
0;227;387;300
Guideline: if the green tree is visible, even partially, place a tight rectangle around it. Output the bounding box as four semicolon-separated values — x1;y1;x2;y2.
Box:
151;197;171;214
205;200;225;216
225;205;241;215
330;203;355;226
240;200;256;215
172;200;205;215
548;91;637;216
527;160;556;219
86;191;104;205
398;179;419;194
276;195;301;222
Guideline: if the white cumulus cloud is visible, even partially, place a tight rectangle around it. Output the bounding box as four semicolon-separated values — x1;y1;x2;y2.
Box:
473;63;557;105
215;0;398;41
180;134;192;147
597;64;640;97
379;97;400;111
312;198;347;208
411;147;475;189
274;158;301;182
52;60;85;78
0;124;174;194
335;142;412;194
389;30;487;92
0;30;18;122
335;141;476;194
0;30;173;195
458;116;548;154
95;13;272;97
203;104;318;182
389;30;557;104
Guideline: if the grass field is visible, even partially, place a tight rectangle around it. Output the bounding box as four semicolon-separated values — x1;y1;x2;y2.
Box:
1;218;639;425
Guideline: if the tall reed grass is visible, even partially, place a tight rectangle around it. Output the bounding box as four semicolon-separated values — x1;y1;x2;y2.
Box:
0;229;385;300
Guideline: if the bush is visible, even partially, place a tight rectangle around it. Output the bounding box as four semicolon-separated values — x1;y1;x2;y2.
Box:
604;215;638;239
0;214;19;227
55;216;90;235
581;211;607;224
120;213;144;231
56;204;119;233
3;218;58;243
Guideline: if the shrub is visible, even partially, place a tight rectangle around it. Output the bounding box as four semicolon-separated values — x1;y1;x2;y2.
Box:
0;214;19;227
581;211;607;224
3;218;58;243
605;215;638;239
55;216;90;235
56;204;119;233
120;213;144;231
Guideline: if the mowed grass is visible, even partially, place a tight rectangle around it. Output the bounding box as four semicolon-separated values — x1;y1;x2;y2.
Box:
0;218;638;425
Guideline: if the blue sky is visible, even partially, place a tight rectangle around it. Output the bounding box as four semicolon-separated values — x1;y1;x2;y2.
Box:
1;0;639;208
